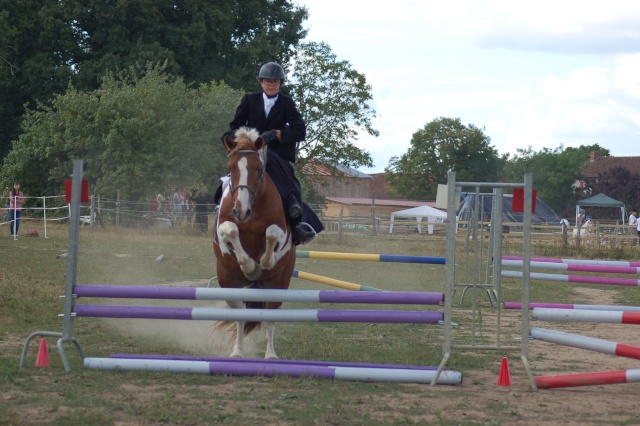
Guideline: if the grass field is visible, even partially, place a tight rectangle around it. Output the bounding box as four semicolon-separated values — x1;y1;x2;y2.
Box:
3;222;640;425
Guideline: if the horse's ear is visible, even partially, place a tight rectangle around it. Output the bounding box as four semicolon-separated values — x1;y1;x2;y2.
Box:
223;135;236;152
255;136;265;150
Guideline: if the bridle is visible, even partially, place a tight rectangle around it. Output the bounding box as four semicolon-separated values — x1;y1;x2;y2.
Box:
228;150;265;209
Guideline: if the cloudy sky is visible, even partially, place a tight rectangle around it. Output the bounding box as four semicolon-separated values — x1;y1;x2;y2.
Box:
298;0;640;173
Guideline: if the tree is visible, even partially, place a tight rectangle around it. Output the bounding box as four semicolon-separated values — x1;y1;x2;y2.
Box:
287;41;377;172
67;0;308;92
0;0;83;159
385;117;501;200
0;65;241;200
502;144;609;214
0;0;308;160
589;166;640;213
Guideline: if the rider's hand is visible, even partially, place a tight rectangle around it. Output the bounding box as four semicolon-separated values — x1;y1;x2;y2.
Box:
261;130;277;144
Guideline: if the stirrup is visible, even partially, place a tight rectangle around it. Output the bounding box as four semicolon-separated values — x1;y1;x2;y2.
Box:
297;222;317;245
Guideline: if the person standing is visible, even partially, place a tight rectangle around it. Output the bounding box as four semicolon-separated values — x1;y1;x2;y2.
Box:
219;61;322;245
629;210;637;234
173;188;185;225
9;181;24;237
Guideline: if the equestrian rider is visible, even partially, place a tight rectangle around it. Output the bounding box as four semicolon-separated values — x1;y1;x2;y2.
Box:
219;62;320;245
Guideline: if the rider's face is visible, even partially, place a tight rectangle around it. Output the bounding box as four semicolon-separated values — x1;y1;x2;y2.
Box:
260;79;282;97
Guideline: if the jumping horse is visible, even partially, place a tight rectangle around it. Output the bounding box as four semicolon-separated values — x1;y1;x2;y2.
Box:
213;127;296;359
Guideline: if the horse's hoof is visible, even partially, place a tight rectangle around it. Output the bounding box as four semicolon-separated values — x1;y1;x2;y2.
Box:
244;263;262;281
265;353;279;360
230;352;244;358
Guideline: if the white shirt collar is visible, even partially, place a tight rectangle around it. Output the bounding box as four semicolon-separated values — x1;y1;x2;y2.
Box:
263;92;279;116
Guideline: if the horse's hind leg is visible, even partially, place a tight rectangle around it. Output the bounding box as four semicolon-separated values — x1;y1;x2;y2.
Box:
263;321;278;359
227;300;245;358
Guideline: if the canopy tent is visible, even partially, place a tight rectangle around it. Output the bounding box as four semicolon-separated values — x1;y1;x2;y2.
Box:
575;193;626;224
389;205;447;234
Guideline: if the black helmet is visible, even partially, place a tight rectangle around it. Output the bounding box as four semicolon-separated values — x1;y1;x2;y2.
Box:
258;62;285;81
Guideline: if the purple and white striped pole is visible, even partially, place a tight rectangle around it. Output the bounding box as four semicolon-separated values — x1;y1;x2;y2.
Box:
73;304;444;324
74;285;444;305
502;256;640;267
111;354;439;371
83;357;463;385
501;270;640;287
504;302;640;312
501;259;640;275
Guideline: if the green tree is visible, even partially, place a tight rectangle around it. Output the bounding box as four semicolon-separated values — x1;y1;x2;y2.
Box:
0;0;83;159
288;42;377;171
0;65;241;200
385;117;501;200
501;144;609;214
67;0;308;92
0;0;308;160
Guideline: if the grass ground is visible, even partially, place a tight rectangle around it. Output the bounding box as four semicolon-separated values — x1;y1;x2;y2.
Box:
2;223;640;425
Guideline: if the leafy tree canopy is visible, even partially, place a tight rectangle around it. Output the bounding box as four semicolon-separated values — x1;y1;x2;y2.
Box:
385;117;501;200
502;144;609;214
0;0;308;159
288;42;377;172
0;65;241;200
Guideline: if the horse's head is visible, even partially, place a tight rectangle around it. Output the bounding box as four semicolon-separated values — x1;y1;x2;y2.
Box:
223;127;268;222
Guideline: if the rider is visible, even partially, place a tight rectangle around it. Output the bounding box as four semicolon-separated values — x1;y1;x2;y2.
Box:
219;61;321;245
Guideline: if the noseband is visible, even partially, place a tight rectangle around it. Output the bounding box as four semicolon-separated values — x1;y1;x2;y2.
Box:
229;150;265;209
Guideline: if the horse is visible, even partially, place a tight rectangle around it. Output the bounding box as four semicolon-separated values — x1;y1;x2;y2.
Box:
212;127;296;359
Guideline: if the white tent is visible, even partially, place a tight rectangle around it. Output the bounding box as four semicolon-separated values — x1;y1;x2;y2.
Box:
389;205;447;234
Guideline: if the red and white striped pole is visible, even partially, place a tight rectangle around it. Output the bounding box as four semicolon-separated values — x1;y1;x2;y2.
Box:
531;327;640;360
535;369;640;389
532;308;640;324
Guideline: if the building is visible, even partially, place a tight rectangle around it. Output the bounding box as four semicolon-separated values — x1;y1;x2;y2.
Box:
580;151;640;189
302;161;436;218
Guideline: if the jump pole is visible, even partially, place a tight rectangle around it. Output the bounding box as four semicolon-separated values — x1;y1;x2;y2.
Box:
291;270;384;292
505;302;640;312
532;307;640;324
502;270;640;287
73;304;444;324
110;353;442;371
502;256;640;268
83;358;462;385
530;327;640;360
74;285;443;304
297;250;446;264
535;369;640;389
502;259;640;275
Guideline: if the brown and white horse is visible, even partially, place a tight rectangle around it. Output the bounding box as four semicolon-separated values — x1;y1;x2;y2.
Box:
213;127;296;359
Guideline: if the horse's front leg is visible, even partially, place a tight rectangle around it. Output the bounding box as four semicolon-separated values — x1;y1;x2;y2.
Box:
226;300;246;358
218;221;262;280
263;321;278;359
259;224;290;270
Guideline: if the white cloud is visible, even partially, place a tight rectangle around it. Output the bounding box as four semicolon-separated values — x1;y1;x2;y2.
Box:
297;0;640;172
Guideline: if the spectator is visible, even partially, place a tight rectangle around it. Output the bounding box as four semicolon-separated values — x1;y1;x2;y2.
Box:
173;188;185;225
629;210;637;234
9;181;24;237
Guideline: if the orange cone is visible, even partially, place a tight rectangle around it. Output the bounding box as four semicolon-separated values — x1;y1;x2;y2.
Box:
497;357;511;386
35;339;49;367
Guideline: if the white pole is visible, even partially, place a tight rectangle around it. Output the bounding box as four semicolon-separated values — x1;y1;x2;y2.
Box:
43;196;48;238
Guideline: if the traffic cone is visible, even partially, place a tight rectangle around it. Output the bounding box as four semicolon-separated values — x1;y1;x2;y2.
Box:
35;339;49;367
497;357;511;386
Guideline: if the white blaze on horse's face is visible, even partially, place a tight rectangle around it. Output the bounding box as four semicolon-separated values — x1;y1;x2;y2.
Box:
233;156;252;221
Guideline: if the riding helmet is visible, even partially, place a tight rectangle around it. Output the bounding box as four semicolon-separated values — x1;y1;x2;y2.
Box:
258;62;285;81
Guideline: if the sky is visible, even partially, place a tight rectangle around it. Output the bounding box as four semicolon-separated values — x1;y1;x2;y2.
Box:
297;0;640;174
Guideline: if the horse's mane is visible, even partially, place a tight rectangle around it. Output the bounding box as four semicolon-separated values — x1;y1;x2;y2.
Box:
229;127;267;163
